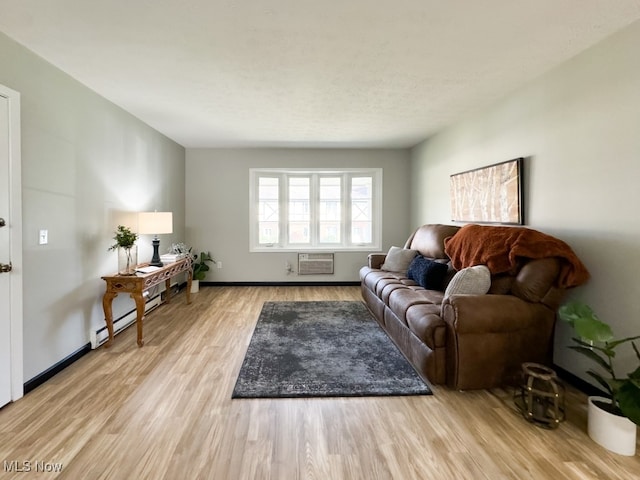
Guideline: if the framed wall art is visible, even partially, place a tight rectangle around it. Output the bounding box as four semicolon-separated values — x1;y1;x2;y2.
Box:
450;158;524;225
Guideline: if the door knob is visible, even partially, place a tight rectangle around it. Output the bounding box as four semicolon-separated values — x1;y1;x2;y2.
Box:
0;218;5;227
0;262;12;273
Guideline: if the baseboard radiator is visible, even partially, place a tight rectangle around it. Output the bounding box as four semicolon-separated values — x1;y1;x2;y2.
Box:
298;253;334;275
90;292;162;349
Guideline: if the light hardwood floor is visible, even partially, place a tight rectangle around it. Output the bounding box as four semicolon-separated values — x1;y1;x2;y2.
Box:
1;286;638;479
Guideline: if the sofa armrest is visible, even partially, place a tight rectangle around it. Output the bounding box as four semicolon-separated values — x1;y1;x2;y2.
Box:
441;294;556;389
368;253;386;269
441;294;547;333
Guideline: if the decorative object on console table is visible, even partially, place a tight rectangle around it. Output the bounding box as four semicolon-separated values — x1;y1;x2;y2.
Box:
117;245;138;276
107;225;138;276
161;242;189;264
138;211;173;267
558;300;640;456
168;242;190;256
160;253;181;264
191;251;215;293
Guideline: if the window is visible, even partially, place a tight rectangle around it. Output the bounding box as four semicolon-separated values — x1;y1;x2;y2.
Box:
257;177;279;245
250;168;382;251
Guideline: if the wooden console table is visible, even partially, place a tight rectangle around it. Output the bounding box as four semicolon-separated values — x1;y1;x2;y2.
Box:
101;257;193;347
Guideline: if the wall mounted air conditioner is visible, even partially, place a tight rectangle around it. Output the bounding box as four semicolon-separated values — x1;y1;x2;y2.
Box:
298;253;334;275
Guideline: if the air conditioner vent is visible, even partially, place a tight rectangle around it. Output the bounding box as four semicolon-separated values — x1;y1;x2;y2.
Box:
298;253;334;275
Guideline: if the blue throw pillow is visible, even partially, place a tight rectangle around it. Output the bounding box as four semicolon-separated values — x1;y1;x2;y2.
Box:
407;256;449;290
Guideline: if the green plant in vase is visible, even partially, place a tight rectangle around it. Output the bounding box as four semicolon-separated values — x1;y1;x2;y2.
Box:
192;251;215;281
108;225;138;275
558;300;640;424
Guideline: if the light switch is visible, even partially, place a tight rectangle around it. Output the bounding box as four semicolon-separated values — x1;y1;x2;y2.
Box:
39;229;48;245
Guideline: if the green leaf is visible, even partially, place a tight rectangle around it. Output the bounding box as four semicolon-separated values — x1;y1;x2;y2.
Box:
559;301;613;342
573;316;614;343
571;337;613;357
568;345;612;373
607;377;625;394
199;251;214;263
618;381;640;426
559;302;593;326
586;371;613;396
607;335;640;350
571;337;593;347
627;365;640;382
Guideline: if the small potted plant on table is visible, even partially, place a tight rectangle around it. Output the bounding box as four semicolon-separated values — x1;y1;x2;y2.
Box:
558;300;640;455
108;225;138;275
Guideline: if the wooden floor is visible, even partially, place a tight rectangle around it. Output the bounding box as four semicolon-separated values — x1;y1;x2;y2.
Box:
1;286;638;479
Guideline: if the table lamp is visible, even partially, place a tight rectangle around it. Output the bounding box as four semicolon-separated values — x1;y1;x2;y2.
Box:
138;211;173;266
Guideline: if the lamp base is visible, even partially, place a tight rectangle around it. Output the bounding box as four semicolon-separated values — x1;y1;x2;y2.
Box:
149;237;163;267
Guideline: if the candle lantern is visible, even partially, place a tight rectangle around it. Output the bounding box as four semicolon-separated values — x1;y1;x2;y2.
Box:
514;362;566;429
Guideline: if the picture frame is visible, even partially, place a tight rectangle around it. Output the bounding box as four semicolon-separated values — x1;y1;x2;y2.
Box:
450;158;524;225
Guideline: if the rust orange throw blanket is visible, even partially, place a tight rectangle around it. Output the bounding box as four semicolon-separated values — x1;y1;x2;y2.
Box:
444;224;590;288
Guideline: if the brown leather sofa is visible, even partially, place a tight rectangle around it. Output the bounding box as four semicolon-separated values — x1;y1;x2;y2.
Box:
359;224;589;390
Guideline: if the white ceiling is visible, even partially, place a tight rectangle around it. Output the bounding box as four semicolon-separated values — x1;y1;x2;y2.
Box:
1;1;640;148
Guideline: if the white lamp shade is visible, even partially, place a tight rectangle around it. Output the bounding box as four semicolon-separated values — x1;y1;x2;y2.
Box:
138;212;173;235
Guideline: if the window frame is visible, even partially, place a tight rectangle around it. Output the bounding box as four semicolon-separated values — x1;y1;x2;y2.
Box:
249;168;382;252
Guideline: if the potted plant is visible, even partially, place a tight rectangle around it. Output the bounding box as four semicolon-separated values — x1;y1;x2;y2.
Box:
108;225;138;275
191;251;215;293
558;300;640;455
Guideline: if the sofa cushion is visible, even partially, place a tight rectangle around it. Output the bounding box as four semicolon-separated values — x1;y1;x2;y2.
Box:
405;224;461;259
512;257;560;303
488;274;514;294
407;256;449;290
444;265;491;298
388;288;444;325
381;282;413;305
380;246;418;272
360;269;397;292
363;266;414;285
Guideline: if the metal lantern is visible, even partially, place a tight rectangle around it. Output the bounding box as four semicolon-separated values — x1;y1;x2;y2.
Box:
514;362;566;429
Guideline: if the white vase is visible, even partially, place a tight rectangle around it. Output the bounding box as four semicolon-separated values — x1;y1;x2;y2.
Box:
190;279;199;293
588;396;637;456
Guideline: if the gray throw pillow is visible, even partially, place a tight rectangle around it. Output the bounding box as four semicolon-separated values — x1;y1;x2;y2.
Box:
444;265;491;299
381;246;418;272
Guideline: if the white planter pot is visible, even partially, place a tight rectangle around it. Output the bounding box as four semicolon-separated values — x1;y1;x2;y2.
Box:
588;396;637;456
190;279;199;293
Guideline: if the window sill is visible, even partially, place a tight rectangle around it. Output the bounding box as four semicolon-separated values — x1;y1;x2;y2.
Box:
250;245;380;253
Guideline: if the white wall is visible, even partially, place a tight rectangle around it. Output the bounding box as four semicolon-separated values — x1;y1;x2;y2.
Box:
186;148;411;282
0;33;186;382
410;21;640;383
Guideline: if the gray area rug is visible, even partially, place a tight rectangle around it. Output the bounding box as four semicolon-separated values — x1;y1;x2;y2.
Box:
232;301;432;398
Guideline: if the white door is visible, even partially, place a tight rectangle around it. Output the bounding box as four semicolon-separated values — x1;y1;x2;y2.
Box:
0;85;23;408
0;93;12;407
